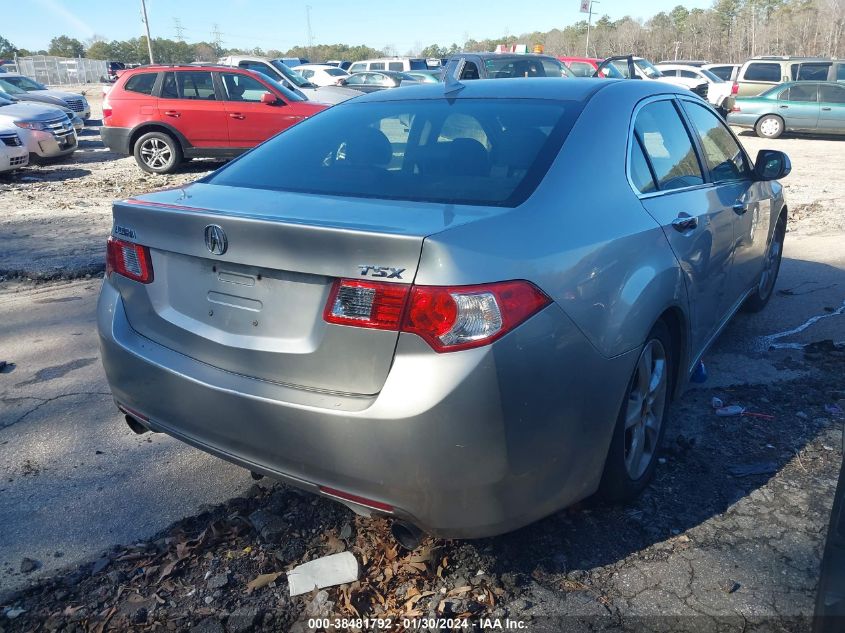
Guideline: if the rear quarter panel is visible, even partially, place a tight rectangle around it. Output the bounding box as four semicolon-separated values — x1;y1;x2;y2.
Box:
416;82;689;362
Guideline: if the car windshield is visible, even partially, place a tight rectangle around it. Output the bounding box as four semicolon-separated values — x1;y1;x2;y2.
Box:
252;73;307;102
699;68;724;83
269;60;317;88
207;98;582;207
4;75;46;91
0;78;26;94
0;90;16;103
635;59;663;78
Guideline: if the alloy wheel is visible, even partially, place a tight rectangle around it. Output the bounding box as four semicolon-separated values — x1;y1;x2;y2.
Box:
624;339;668;480
139;138;173;170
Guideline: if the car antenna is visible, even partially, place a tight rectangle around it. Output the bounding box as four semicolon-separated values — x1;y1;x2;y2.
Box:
444;58;466;95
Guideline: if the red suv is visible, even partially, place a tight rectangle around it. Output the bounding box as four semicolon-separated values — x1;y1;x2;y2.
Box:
101;64;328;174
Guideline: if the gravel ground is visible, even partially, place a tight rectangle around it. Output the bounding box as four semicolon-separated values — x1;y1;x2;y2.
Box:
1;343;843;632
1;91;844;632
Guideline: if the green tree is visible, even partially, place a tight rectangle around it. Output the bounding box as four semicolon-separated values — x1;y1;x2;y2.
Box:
0;34;17;57
48;35;85;57
85;40;114;60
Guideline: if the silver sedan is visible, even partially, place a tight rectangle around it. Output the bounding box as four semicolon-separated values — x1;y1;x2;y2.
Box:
98;78;790;540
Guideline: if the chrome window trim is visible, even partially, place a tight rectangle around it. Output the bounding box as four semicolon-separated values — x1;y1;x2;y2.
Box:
625;94;712;200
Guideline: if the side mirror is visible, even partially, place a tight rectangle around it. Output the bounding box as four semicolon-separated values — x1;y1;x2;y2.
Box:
260;92;279;105
754;149;791;181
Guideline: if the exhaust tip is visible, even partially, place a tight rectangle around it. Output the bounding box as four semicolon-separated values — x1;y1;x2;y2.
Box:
391;520;424;551
250;471;264;481
124;414;149;435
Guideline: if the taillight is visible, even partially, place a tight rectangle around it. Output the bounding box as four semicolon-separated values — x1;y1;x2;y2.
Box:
731;104;741;113
106;237;154;284
323;279;551;352
323;279;410;330
731;82;739;95
102;98;112;119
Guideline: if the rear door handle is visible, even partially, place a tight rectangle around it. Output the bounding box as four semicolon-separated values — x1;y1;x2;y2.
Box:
229;113;245;120
822;106;832;111
778;105;789;109
732;202;748;215
163;110;181;117
671;216;698;232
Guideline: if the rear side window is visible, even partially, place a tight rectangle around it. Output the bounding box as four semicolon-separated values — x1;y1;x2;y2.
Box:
161;71;216;100
207;99;583;207
792;63;830;81
683;102;750;183
838;65;845;81
388;62;403;71
743;63;781;82
124;72;157;95
787;83;818;102
370;62;385;70
633;100;704;192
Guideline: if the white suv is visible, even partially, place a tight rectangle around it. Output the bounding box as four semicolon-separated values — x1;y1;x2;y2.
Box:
656;63;737;114
0;126;28;173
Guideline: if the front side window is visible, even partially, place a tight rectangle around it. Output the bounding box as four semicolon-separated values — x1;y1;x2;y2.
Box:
207;98;582;207
634;59;663;79
744;62;781;82
124;72;157;95
683;101;750;183
221;72;271;102
633;100;704;192
370;62;385;70
298;69;314;79
820;84;845;104
388;62;404;71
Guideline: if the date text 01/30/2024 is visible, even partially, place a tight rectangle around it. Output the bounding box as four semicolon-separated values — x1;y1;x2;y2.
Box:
306;618;528;630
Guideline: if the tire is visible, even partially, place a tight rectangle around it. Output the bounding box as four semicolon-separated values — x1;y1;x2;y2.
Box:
742;215;786;313
133;131;182;174
755;114;784;139
598;321;673;503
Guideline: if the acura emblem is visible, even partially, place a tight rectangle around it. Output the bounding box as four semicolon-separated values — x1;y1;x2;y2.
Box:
204;224;227;255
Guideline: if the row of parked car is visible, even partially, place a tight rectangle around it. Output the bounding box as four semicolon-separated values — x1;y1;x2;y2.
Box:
0;72;91;174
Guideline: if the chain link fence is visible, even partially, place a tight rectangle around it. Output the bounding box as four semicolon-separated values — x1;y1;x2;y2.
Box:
10;56;108;86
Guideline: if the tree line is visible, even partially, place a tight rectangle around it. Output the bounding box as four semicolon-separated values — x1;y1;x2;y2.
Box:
2;0;842;65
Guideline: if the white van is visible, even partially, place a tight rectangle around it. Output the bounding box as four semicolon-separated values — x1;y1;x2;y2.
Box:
347;58;430;74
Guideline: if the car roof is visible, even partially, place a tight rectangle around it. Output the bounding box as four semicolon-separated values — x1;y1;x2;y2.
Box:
448;53;559;62
123;64;242;73
347;77;686;104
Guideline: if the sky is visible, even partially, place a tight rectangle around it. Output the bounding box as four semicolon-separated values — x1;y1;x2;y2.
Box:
8;0;713;54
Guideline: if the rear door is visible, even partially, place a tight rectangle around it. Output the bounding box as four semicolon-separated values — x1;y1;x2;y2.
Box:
818;83;845;133
680;99;771;305
158;71;229;148
219;71;303;147
631;97;735;355
780;83;820;130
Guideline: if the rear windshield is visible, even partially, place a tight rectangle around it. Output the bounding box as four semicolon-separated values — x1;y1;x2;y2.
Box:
207;98;581;207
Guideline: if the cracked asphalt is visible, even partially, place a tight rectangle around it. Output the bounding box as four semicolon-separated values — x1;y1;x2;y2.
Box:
0;96;844;631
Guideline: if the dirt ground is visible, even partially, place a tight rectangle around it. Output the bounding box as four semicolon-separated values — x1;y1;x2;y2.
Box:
1;88;845;633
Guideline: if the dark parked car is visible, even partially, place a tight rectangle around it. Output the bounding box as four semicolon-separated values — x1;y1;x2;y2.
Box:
339;71;420;93
106;61;126;82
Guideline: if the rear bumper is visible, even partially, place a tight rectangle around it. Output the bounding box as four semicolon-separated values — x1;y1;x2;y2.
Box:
727;113;758;128
98;279;636;538
100;126;132;155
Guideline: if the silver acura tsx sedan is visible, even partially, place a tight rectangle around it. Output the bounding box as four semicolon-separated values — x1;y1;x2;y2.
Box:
98;77;790;539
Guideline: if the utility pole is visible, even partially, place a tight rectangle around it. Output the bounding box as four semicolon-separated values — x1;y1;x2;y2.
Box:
212;23;223;54
305;5;314;61
674;40;682;60
585;1;600;57
173;18;185;42
140;0;154;64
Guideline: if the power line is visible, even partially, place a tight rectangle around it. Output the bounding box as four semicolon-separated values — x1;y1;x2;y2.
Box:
211;23;223;49
305;5;314;60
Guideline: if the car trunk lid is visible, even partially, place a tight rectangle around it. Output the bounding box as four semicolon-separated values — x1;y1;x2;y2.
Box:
110;183;502;395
